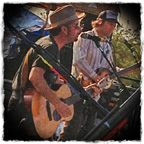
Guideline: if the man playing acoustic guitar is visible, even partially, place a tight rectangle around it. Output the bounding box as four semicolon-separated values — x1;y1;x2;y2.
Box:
73;10;120;101
7;5;85;140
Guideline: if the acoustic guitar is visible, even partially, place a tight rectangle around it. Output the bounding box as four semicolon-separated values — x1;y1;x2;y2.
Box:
23;62;140;139
24;84;80;139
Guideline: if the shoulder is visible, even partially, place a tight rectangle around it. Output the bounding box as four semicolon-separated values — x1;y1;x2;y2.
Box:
86;29;95;36
35;35;52;47
78;29;95;45
35;35;58;52
79;29;94;37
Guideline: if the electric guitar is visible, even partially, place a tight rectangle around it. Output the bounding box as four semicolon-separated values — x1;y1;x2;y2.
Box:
78;62;141;89
24;84;81;139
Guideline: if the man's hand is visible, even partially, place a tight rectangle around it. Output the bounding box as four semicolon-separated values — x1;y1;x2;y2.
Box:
93;71;110;84
93;75;103;83
55;101;72;118
91;86;103;98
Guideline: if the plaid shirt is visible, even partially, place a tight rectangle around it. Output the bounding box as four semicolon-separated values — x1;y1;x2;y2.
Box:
73;28;113;80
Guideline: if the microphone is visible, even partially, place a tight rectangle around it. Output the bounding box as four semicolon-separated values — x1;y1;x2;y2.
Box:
81;33;104;42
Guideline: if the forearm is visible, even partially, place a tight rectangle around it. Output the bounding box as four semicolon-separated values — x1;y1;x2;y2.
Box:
29;67;61;106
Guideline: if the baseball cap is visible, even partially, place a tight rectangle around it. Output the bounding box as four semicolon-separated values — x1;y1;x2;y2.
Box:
97;10;120;25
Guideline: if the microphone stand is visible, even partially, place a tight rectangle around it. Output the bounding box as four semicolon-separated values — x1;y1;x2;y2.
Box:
128;47;138;63
124;40;139;63
94;41;131;104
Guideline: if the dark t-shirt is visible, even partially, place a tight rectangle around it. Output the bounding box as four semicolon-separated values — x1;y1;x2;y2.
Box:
10;35;73;110
12;35;59;91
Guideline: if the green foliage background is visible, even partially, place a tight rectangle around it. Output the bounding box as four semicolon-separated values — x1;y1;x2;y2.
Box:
111;26;141;88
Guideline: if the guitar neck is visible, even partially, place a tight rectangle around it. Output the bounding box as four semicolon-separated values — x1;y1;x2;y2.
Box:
110;62;140;79
62;92;81;106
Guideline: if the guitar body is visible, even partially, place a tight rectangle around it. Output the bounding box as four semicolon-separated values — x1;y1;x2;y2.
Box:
81;68;110;87
30;84;74;139
82;79;93;87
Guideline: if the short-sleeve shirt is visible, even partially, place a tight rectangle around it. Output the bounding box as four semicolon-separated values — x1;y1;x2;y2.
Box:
12;35;60;92
8;35;73;116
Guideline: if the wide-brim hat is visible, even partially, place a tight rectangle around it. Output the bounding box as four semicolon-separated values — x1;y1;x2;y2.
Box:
97;10;120;25
44;5;86;31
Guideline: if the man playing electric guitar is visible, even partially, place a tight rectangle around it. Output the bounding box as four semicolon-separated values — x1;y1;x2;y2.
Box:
73;10;120;100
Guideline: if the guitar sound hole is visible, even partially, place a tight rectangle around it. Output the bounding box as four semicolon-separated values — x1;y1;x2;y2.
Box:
53;110;61;121
46;101;52;121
